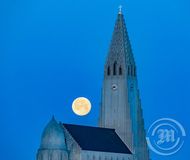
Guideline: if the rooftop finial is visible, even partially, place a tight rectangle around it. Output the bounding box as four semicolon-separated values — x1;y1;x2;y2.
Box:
118;5;122;14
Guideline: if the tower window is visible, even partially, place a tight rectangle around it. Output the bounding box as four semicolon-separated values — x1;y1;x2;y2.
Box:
113;61;117;75
128;66;130;75
131;66;134;76
134;66;136;76
119;66;122;75
107;66;110;76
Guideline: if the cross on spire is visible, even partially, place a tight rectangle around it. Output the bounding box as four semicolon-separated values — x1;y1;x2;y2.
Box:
118;5;122;14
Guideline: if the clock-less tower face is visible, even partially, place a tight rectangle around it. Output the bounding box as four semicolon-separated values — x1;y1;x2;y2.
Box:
112;84;118;90
100;61;132;149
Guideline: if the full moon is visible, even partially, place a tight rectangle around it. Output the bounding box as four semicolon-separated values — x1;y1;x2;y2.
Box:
72;97;91;116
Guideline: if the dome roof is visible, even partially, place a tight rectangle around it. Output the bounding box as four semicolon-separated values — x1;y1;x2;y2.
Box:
40;116;66;150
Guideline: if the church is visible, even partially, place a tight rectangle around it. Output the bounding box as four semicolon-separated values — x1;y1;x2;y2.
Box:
36;7;149;160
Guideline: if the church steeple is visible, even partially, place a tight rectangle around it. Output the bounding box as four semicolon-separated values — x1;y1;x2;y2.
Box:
99;7;149;160
105;7;136;78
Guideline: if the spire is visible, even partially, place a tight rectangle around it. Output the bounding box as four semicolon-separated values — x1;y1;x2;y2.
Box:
106;8;135;68
52;115;55;121
118;5;122;14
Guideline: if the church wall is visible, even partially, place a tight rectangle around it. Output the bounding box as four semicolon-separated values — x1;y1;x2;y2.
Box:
63;126;82;160
100;75;133;151
81;150;132;160
37;149;68;160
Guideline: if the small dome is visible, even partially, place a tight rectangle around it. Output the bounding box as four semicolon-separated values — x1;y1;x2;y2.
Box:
40;116;66;150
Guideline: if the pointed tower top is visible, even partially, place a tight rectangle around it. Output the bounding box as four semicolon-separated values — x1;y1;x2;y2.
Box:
105;6;136;74
118;5;122;14
51;115;56;121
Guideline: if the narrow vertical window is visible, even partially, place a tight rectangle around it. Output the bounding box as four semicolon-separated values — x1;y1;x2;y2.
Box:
113;61;117;75
107;66;110;76
134;66;136;76
119;66;122;75
131;66;133;76
128;66;130;75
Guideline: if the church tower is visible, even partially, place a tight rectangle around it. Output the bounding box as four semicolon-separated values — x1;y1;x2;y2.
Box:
99;7;149;160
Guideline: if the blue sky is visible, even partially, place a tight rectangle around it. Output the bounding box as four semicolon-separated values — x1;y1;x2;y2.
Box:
0;0;189;160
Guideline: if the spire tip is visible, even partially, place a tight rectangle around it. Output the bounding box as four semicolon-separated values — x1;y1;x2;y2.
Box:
52;115;55;121
118;5;122;14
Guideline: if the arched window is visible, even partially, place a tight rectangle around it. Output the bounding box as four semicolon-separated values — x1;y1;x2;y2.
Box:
113;61;117;75
119;66;122;75
107;66;110;76
134;66;136;76
131;66;133;76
